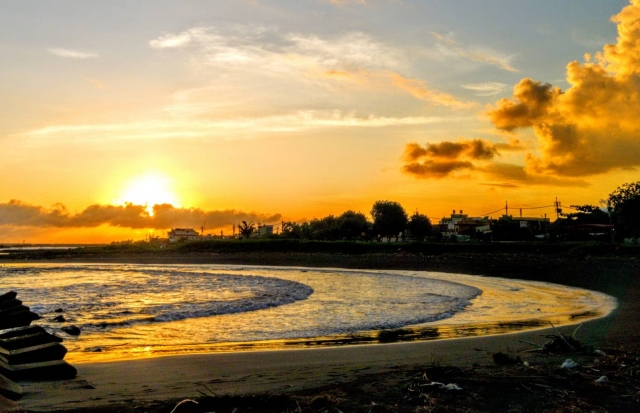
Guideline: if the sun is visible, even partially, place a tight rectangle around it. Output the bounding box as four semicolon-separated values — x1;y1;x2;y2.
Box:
116;174;180;215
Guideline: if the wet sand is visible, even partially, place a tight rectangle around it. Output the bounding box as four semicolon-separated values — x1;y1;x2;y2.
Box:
6;251;639;412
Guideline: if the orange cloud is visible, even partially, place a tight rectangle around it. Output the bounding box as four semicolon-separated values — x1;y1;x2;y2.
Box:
325;69;475;109
388;72;476;109
486;0;640;177
487;79;562;131
402;139;498;178
0;200;281;230
481;163;589;187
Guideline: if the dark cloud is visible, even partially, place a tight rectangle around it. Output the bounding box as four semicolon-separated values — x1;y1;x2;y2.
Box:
482;163;589;187
403;160;474;178
0;200;281;230
401;138;498;178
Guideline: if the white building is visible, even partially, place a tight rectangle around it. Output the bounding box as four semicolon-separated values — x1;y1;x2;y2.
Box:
168;228;200;243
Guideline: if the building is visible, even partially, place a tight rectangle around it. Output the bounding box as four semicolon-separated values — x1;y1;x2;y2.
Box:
251;224;274;237
438;210;492;239
168;228;200;243
492;215;550;241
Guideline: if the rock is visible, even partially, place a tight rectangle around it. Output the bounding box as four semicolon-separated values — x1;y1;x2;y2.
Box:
62;326;81;336
52;315;66;323
54;308;64;313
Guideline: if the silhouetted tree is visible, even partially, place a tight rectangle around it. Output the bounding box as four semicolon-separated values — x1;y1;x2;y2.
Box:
237;221;255;239
309;216;339;240
337;210;370;240
407;212;432;241
371;200;408;242
608;181;640;242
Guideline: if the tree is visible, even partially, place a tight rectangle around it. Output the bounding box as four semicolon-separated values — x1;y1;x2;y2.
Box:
337;210;370;240
608;181;640;242
407;212;432;241
371;200;408;242
237;221;255;239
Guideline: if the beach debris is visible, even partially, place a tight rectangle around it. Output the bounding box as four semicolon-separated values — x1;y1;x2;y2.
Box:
595;375;609;383
519;322;583;354
169;399;199;413
420;381;463;390
61;325;81;336
561;359;580;369
492;352;522;365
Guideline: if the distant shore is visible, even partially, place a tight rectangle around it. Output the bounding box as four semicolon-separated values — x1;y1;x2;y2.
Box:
6;248;640;412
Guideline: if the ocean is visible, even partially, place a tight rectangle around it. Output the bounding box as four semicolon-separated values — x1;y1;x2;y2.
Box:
0;264;615;362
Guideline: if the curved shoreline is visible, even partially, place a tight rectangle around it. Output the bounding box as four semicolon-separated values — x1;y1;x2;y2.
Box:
7;252;639;411
1;264;616;364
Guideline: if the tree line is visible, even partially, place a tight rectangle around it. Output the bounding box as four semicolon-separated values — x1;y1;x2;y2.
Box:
241;201;432;242
237;180;640;243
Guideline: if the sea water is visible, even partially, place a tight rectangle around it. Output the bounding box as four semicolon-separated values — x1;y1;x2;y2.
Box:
0;264;616;362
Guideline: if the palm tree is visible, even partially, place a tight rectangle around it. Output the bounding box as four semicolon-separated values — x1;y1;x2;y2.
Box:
238;221;255;239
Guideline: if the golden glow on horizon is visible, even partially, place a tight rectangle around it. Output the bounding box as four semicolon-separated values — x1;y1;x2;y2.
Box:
115;174;180;215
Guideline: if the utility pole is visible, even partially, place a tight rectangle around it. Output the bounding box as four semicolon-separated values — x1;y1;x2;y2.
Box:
555;197;562;219
505;201;509;217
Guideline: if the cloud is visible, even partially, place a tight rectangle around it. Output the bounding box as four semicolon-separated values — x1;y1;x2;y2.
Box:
0;200;281;230
47;48;99;59
430;32;519;73
401;139;499;178
150;26;403;72
149;32;194;49
85;78;107;90
324;70;475;108
17;111;472;143
487;79;561;131
484;0;640;177
285;31;403;71
387;73;476;108
461;82;508;96
148;26;471;110
481;163;589;187
328;0;368;6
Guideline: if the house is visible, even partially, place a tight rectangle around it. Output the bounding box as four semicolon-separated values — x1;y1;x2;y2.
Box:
492;215;550;241
168;228;200;243
251;224;274;237
438;210;491;238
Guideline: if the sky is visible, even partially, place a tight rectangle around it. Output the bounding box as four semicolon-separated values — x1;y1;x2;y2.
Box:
1;0;639;243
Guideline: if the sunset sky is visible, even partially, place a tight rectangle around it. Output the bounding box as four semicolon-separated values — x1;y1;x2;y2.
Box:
2;0;640;243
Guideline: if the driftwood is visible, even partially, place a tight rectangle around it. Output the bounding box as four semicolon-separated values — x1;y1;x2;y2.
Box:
520;322;584;354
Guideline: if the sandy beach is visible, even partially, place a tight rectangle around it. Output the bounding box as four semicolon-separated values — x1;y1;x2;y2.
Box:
5;251;640;412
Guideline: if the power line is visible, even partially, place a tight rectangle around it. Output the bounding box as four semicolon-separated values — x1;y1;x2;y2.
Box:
475;203;557;217
519;205;556;210
478;207;506;216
